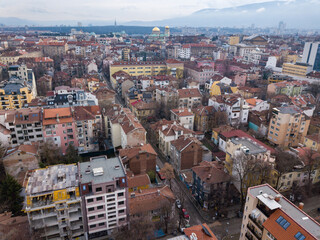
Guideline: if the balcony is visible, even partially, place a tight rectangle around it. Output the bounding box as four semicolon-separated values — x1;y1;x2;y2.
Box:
247;224;262;240
248;215;263;231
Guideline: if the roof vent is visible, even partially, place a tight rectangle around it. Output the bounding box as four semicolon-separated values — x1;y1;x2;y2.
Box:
275;194;281;202
114;165;120;170
259;190;263;194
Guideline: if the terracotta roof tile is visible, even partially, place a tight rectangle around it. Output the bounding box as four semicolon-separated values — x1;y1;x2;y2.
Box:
127;174;151;189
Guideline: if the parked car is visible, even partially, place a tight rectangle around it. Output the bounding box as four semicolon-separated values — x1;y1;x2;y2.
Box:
156;165;160;172
181;209;190;219
175;199;182;209
157;171;166;180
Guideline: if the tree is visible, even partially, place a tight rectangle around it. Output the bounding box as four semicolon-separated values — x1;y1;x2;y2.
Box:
159;198;176;234
39;141;62;166
301;148;320;195
212;111;228;128
160;163;175;190
274;149;300;190
0;175;23;215
147;170;156;183
63;144;81;164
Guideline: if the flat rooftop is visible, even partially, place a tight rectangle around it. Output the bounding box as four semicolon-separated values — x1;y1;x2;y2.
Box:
275;106;301;115
231;137;267;155
26;164;78;195
249;184;320;239
79;156;126;184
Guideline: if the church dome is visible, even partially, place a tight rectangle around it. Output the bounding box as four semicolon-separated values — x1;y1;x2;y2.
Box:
152;27;160;33
165;26;169;29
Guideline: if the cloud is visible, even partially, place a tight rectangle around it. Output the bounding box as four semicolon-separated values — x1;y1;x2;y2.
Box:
256;7;265;12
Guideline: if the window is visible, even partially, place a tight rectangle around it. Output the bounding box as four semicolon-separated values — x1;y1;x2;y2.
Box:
88;207;94;211
97;205;103;210
276;216;291;230
90;224;96;228
98;222;105;226
89;216;95;220
87;198;94;203
294;232;306;240
118;192;124;197
119;209;125;214
96;196;103;201
98;214;104;218
96;187;102;192
118;201;124;206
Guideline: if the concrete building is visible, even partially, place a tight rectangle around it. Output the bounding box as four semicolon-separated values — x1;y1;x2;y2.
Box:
38;41;68;57
240;184;320;240
0;107;44;147
267;106;310;147
282;62;312;77
24;164;84;240
178;88;202;109
79;156;128;238
301;42;320;71
170;108;194;130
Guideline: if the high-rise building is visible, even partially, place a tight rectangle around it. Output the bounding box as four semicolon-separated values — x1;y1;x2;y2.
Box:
24;164;84;239
301;42;320;71
240;184;320;240
78;156;128;239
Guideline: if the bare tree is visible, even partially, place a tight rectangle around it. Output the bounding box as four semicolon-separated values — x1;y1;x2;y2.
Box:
301;148;320;195
160;163;175;190
274;149;301;190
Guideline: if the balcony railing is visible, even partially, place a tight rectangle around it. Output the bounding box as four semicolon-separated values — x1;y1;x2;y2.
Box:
249;215;263;231
247;224;262;240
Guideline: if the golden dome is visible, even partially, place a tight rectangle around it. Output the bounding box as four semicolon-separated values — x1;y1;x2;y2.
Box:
152;27;160;33
165;26;169;29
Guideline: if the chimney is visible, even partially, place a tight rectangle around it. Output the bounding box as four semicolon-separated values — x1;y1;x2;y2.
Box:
298;202;304;210
275;194;281;202
157;189;160;195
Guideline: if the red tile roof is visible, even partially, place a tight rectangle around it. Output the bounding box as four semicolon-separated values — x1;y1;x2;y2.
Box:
184;223;218;240
127;174;151;189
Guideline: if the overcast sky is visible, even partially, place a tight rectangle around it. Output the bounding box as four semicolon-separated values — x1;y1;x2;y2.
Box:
0;0;284;22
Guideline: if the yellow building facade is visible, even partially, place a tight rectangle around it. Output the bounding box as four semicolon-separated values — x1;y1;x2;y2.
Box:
282;63;312;77
0;85;34;109
229;36;240;45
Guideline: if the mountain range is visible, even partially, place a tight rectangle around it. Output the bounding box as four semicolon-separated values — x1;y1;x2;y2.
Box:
0;0;319;29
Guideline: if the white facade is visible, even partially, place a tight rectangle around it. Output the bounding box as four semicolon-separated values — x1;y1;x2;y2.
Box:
178;47;191;59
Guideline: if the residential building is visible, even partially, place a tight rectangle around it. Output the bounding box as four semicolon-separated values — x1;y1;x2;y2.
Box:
24;164;84;239
127;174;151;192
3;144;39;184
304;134;320;152
169;136;202;172
243;35;268;45
158;121;195;156
104;106;146;149
267;106;310;147
282;62;312;77
129;185;175;222
301;42;320;71
209;80;238;96
193;105;215;132
192;161;231;210
208;94;250;126
267;81;305;97
8;64;35;82
245;98;270;112
155;86;179;116
119;144;157;175
238;87;262;99
73;106;102;154
38;41;68;57
267;74;293;84
240;184;320;240
37;75;53;96
178;88;202;109
184;65;216;84
248;110;269;136
170;108;194;130
131;101;157;120
183;223;218;240
79;156;128;238
47;86;98;108
229;36;240;45
43;108;78;154
0;107;43;147
0;77;35;110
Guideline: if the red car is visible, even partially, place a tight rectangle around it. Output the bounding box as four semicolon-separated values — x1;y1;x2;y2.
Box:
182;209;190;219
157;171;166;180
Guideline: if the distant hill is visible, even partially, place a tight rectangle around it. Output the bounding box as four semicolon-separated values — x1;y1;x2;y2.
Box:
125;0;320;29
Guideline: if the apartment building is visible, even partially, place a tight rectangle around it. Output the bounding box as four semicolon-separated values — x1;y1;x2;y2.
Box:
267;81;305;97
170;108;194;130
301;42;320;71
304;134;320;152
267;106;310;147
8;64;34;82
43;108;78;154
38;41;68;57
73;106;102;154
0;77;35;110
240;184;320;240
24;164;84;240
104;105;146;149
177;88;202;109
79;156;128;238
282;62;312;77
47;86;98;108
0;107;44;147
209;94;250;126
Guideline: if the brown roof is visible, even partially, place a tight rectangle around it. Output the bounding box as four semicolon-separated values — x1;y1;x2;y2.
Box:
305;134;320;143
4;144;38;158
43;107;72;125
73;106;101;121
119;144;157;162
184;223;218;240
178;88;202;99
263;209;317;240
171;136;202;152
171;108;194;117
127;174;151;188
192;105;215;116
160;122;194;137
129;186;175;215
192;161;230;184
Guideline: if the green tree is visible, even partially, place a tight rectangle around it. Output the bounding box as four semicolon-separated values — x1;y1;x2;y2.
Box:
0;175;23;215
147;170;156;183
